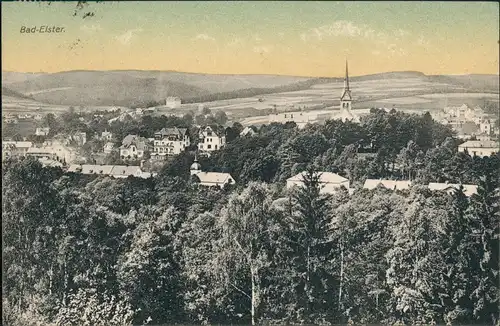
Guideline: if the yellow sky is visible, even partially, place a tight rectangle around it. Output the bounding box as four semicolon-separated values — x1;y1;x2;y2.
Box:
2;1;499;76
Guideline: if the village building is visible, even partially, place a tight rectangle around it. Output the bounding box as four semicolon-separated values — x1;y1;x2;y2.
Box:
103;142;115;154
151;127;191;160
363;179;412;191
287;171;350;194
165;97;182;108
67;164;154;179
240;126;258;137
26;140;77;164
190;156;235;188
68;132;87;146
458;140;498;157
479;119;492;135
119;135;149;160
35;127;50;136
198;125;226;153
2;141;33;160
101;130;113;141
428;183;478;197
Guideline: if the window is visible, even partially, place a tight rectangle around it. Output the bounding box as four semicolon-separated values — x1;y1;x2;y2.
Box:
208;144;212;149
215;145;218;150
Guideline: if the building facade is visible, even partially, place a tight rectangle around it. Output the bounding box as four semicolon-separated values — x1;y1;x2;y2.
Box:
458;140;498;157
198;126;226;152
119;135;149;160
152;127;191;160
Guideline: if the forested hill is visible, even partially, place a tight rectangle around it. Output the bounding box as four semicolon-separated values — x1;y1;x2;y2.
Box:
3;109;499;326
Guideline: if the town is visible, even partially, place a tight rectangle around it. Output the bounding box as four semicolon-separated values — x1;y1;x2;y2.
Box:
3;62;499;192
2;1;499;326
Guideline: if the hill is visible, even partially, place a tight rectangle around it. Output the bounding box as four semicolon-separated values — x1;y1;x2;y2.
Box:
2;70;498;108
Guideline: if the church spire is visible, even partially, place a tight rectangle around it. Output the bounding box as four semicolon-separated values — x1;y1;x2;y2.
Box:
340;60;352;102
344;60;350;91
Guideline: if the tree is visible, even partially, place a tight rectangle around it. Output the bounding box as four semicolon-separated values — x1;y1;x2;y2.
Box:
287;166;334;323
188;183;281;325
214;110;228;125
117;207;184;324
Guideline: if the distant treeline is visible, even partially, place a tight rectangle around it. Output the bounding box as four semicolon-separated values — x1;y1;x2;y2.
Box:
129;78;337;109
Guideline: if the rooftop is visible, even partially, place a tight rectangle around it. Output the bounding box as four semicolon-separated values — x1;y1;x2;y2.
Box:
458;140;498;149
428;183;478;197
155;127;188;137
196;171;234;185
364;179;412;190
288;171;348;184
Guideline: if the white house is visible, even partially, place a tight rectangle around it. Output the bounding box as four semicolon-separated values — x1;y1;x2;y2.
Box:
165;97;182;108
103;142;115;154
198;126;226;152
287;171;350;194
119;135;149;160
428;183;478;197
190;157;235;188
479;120;492;135
152;127;191;160
363;179;412;191
35;127;50;136
458;140;498;157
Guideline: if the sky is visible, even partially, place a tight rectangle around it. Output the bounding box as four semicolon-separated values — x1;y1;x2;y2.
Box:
1;1;499;77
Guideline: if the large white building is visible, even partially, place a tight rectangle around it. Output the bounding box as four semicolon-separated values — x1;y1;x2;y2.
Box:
458;140;498;157
198;126;226;153
67;164;154;179
165;97;182;108
151;127;191;160
119;135;149;160
190;156;235;188
287;171;350;194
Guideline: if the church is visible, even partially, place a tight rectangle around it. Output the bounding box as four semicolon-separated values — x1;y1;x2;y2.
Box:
267;61;360;126
333;60;360;123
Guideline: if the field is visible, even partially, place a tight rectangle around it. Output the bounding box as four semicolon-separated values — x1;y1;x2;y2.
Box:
2;71;498;121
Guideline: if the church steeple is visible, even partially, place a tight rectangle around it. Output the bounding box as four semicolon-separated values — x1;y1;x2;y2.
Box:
344;60;350;92
340;60;353;110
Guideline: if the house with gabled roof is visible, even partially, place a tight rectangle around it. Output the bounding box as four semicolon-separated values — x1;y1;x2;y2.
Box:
152;127;191;160
190;156;235;188
198;125;226;153
119;135;149;160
